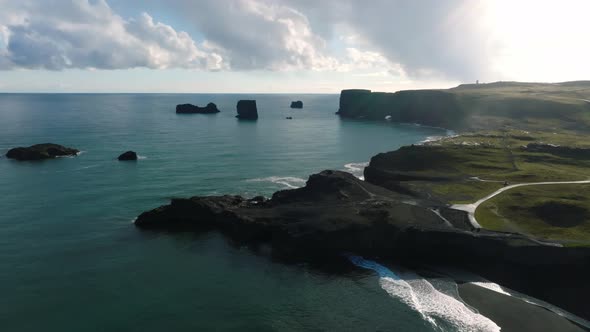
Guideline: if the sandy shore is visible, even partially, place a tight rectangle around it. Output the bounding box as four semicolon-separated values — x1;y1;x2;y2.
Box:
458;283;588;332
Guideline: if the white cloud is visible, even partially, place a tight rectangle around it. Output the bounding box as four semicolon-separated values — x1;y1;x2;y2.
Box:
0;0;226;70
2;0;589;85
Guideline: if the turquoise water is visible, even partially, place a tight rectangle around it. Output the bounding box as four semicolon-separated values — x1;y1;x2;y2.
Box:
0;93;447;331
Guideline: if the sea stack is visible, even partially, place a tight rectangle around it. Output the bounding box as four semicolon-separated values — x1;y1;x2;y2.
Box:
336;89;372;117
290;101;303;109
236;100;258;119
118;151;138;161
6;143;79;161
176;103;220;114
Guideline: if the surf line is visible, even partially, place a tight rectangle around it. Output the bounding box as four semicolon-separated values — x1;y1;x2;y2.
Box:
346;254;501;332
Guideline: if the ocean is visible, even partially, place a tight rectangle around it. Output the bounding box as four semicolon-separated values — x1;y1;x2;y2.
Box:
0;93;485;331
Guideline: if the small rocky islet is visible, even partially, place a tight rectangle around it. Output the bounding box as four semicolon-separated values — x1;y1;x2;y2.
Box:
290;100;303;108
118;151;138;161
175;103;220;114
236;100;258;119
5;143;79;161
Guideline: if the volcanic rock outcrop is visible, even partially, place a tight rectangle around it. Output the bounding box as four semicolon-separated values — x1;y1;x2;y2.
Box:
6;143;79;161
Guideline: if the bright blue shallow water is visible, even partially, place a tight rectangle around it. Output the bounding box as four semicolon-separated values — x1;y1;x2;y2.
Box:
0;93;446;331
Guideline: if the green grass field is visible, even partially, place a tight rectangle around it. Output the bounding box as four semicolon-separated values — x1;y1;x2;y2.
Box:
375;130;590;203
451;81;590;132
475;184;590;246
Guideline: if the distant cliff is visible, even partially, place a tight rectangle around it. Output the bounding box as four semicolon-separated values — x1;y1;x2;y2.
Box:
337;81;590;132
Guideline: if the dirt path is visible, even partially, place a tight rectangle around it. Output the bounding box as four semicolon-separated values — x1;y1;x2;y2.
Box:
451;179;590;229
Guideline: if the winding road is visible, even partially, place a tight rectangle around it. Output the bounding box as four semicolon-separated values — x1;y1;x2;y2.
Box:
451;179;590;229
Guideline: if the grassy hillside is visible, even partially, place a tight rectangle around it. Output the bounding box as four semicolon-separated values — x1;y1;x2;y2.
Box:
451;81;590;132
475;184;590;245
364;130;590;245
338;81;590;132
365;130;590;203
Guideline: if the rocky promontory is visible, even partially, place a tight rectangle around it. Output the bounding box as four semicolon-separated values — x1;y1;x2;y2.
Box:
336;89;464;129
135;170;446;258
236;100;258;119
176;103;220;114
6;143;79;161
336;82;590;131
134;169;590;319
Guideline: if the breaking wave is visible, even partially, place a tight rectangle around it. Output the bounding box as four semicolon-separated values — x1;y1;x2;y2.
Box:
343;162;369;180
348;255;501;332
246;176;307;189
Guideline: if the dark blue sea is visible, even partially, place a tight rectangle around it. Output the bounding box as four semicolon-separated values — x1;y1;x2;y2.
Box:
0;93;504;331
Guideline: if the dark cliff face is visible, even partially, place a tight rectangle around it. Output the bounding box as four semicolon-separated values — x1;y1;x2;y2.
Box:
336;89;372;117
135;170;447;257
6;143;79;161
236;100;258;119
176;103;220;114
337;89;466;129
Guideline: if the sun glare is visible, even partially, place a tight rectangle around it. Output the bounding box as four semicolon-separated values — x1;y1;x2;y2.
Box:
485;0;590;82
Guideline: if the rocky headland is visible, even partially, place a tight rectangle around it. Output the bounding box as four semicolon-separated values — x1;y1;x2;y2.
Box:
6;143;79;161
135;168;590;320
336;82;590;132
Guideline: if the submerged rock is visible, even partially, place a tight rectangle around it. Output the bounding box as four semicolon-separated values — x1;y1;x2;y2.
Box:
290;101;303;109
6;143;79;161
118;151;138;161
176;103;220;114
236;100;258;119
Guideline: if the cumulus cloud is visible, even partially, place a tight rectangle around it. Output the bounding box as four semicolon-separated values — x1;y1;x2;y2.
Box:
171;0;338;71
279;0;494;80
0;0;225;70
5;0;584;83
172;0;492;79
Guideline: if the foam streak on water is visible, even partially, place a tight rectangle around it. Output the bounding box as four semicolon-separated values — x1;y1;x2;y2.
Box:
348;255;501;332
343;162;369;180
246;176;307;189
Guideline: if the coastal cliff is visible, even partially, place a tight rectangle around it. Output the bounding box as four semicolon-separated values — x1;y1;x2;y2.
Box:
337;81;590;132
337;89;465;129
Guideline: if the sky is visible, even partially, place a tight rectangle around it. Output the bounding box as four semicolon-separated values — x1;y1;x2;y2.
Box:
0;0;589;93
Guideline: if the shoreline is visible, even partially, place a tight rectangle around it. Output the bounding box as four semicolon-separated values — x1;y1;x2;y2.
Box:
458;283;589;332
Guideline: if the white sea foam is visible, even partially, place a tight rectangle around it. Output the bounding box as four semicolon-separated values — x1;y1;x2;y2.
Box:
349;255;500;332
74;164;100;171
246;176;307;189
343;162;369;173
343;162;369;180
470;282;511;296
137;155;147;160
